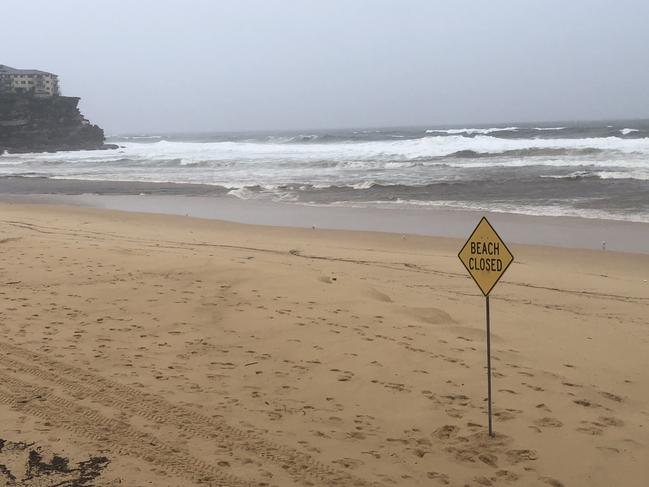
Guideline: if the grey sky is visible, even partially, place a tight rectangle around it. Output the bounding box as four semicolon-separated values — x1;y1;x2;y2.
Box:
3;0;648;133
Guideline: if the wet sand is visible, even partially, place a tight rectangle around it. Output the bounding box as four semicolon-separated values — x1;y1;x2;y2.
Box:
2;176;649;254
0;202;647;486
5;192;649;254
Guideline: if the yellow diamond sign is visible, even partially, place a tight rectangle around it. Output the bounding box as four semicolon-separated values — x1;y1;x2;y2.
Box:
458;217;514;296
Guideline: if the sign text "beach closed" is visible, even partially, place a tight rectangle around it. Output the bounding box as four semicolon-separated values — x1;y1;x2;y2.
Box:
458;217;514;295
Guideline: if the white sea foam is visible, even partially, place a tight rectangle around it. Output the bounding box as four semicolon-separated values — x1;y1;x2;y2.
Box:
620;128;639;135
227;187;258;199
321;199;649;223
425;127;518;135
1;135;649;196
539;171;595;179
5;135;649;167
540;168;649;181
351;181;376;189
595;170;649;180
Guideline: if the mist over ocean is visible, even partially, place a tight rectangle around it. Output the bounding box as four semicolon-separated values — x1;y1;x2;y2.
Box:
2;120;649;222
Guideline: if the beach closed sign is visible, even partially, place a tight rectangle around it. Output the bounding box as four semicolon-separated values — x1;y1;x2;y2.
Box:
458;217;514;296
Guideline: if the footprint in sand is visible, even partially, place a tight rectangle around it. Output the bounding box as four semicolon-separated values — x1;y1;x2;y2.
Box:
598;416;624;427
540;476;566;487
330;368;354;382
360;450;381;459
432;425;459;440
441;394;471;406
498;388;518;395
534;417;563;428
426;471;450;485
505;449;538;464
381;381;409;392
474;475;495;486
494;409;519;422
576;422;604;436
478;453;498;467
311;430;331;439
346;431;366;440
574;399;603;409
599;391;623;403
577;415;625;436
331;457;363;469
494;470;520;482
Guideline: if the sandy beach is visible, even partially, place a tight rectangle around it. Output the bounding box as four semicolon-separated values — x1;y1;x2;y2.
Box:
0;202;647;486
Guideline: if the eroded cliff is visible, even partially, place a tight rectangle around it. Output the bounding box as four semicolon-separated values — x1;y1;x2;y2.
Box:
0;94;116;153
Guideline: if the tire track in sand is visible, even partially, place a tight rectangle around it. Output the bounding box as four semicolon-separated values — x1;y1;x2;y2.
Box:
0;341;378;487
0;370;258;487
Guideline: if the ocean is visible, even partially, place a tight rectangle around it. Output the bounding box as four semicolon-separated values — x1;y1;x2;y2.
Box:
2;120;649;222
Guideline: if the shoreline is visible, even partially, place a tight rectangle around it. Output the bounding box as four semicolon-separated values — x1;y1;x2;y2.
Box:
2;188;649;254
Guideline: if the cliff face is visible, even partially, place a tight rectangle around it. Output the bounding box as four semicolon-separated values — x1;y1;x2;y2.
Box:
0;94;116;153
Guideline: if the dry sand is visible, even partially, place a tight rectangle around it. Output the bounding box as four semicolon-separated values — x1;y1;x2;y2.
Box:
0;202;647;486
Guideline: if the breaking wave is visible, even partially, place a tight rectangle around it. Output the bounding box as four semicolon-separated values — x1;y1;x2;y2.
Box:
425;127;519;135
6;134;648;164
2;122;649;221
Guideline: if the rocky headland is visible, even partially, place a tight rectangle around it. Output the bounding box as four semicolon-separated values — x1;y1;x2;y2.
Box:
0;93;117;153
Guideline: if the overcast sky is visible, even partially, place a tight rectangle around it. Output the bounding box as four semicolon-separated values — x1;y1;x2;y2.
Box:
3;0;648;133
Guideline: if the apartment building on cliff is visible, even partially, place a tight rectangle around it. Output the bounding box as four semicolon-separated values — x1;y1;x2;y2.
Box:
0;65;59;97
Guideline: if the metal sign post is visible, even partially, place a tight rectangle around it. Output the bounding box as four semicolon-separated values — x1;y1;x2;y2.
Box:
485;295;493;436
458;217;513;437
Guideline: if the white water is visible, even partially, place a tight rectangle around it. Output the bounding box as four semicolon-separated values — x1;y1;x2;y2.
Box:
1;132;649;222
2;135;649;185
